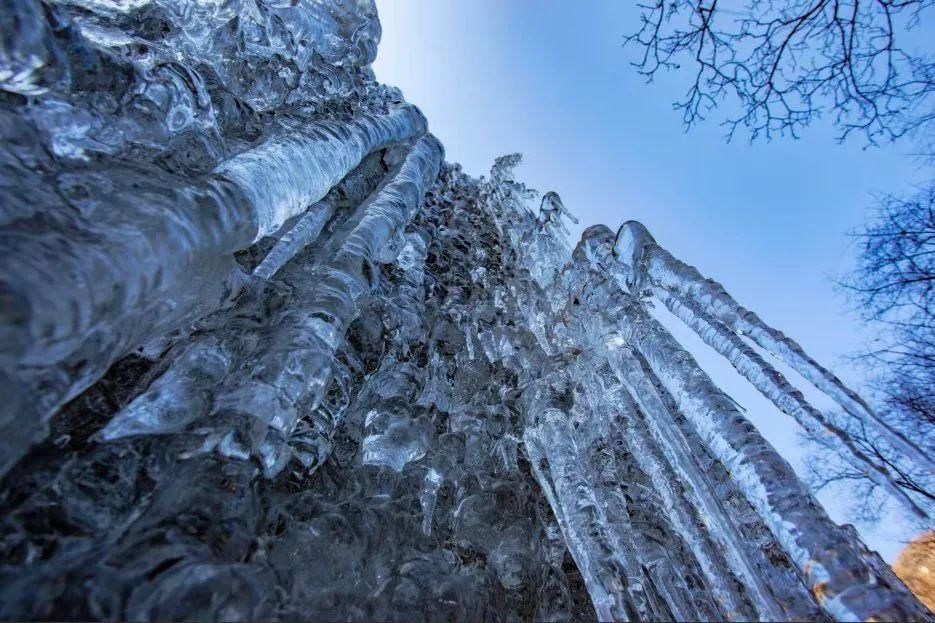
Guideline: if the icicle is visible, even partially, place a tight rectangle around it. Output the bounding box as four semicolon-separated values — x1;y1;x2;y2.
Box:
615;220;934;473
565;228;809;620
387;232;430;344
0;105;429;476
507;204;724;620
653;285;930;518
605;286;927;621
523;390;642;622
602;340;818;621
217;104;427;240
0;174;251;477
98;336;236;441
212;135;442;468
100;152;388;443
420;468;443;535
100;136;439;468
253;199;335;280
602;371;769;621
552;364;671;621
10;0;934;611
578;368;727;621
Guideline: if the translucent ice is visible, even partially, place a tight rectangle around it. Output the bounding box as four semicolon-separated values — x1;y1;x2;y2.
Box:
0;1;930;621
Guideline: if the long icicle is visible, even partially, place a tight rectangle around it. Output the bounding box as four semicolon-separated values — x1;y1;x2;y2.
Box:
100;137;441;470
604;286;928;620
614;220;934;473
0;104;428;477
98;151;391;445
217;105;428;241
523;383;644;623
602;373;760;621
502;253;666;620
602;343;804;621
513;223;725;620
211;135;443;469
652;283;930;518
253;145;393;281
573;361;722;621
569;227;813;621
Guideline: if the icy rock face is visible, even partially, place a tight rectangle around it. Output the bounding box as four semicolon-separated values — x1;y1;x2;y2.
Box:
0;1;932;622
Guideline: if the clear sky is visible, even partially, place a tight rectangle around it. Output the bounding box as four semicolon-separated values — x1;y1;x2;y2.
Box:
372;0;931;561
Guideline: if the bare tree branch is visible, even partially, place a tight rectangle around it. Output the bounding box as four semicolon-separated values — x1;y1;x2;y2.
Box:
809;182;935;520
625;0;935;143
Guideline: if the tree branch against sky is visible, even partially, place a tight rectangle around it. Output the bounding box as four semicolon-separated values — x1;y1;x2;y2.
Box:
809;183;935;522
625;0;935;143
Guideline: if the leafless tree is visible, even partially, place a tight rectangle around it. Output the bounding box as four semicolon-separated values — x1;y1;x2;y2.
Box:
625;0;935;143
848;181;934;434
808;183;934;521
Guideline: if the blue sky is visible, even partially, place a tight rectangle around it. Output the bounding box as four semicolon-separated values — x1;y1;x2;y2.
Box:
372;0;931;560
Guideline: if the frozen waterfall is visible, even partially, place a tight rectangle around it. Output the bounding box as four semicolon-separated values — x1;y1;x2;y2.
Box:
0;0;930;621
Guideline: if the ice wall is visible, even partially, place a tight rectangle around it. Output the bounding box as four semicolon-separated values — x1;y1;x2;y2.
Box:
0;1;930;621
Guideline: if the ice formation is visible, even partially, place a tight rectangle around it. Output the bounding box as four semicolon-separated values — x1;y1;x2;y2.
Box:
0;0;931;621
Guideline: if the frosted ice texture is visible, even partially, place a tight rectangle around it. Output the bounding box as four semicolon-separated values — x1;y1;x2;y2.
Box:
0;1;931;621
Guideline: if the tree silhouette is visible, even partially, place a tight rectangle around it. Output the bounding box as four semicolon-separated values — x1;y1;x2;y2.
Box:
808;184;934;520
626;0;935;143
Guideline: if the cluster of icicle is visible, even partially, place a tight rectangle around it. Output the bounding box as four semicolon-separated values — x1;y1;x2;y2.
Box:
480;157;934;621
0;0;932;621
